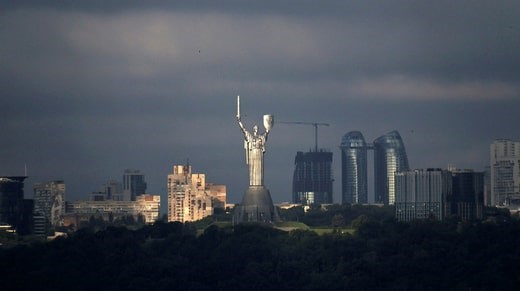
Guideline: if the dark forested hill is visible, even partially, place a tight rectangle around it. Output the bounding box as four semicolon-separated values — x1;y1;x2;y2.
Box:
1;217;520;290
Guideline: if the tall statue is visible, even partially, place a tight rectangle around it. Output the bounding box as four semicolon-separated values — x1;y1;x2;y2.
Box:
234;95;279;224
236;95;273;186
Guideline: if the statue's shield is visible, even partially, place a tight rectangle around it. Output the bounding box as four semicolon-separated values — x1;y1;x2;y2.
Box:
263;114;273;131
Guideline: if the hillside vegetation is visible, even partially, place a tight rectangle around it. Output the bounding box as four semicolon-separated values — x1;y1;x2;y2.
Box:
0;207;519;290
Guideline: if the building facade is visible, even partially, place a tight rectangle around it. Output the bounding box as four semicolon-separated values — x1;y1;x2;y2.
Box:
395;169;484;222
395;169;450;222
66;194;160;225
292;150;333;205
374;130;410;205
490;139;520;206
449;169;484;221
33;180;66;229
206;183;227;210
340;131;368;204
167;165;226;222
0;176;27;230
123;169;147;201
484;166;491;206
90;180;123;201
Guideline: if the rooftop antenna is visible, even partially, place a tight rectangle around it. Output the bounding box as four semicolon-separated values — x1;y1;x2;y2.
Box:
24;163;27;177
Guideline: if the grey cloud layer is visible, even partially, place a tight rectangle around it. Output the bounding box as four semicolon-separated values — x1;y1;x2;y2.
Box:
4;5;520;100
1;2;519;204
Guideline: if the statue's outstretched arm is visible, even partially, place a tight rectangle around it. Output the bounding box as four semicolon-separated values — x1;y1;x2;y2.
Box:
236;95;247;135
237;117;247;135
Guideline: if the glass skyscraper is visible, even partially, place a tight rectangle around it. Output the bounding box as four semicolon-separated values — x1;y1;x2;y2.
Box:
292;150;333;205
0;176;27;230
123;169;147;201
340;131;368;204
373;130;410;205
449;169;484;221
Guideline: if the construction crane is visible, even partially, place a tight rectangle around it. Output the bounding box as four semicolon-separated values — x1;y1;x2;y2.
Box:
278;121;330;152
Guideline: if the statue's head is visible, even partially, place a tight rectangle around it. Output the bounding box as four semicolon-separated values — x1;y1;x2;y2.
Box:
253;125;259;135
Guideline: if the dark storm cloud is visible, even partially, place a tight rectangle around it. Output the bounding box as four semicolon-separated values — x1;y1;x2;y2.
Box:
1;1;520;205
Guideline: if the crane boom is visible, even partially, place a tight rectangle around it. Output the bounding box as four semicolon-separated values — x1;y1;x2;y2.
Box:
278;121;330;152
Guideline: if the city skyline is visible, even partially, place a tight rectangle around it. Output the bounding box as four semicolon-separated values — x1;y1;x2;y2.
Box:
1;2;520;204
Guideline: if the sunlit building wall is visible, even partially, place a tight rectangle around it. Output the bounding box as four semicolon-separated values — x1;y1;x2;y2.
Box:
136;194;161;223
340;131;368;204
167;165;223;222
33;180;66;228
374;130;410;205
292;150;333;205
66;194;160;224
490;139;520;206
206;183;227;210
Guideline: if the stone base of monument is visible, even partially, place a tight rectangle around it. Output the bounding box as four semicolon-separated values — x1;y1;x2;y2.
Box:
233;186;280;224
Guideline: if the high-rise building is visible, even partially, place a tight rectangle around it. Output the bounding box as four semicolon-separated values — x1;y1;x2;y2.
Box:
292;150;333;205
167;164;225;222
19;199;35;236
123;169;147;201
0;176;27;230
395;168;484;222
449;169;484;221
490;139;520;206
340;131;368;204
395;169;450;222
33;180;66;229
484;166;492;206
373;130;410;205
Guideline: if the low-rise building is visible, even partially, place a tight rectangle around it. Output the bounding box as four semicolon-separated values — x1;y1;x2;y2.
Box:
65;194;160;227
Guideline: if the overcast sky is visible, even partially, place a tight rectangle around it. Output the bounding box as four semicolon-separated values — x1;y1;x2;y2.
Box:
1;1;520;209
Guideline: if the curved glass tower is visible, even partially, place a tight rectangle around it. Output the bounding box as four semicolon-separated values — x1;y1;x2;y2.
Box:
340;131;368;204
373;130;410;205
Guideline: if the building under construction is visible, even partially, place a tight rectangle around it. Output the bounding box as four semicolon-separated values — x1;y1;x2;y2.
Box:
292;150;334;205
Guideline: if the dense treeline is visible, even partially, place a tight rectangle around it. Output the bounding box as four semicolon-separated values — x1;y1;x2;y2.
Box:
278;204;396;227
2;212;520;290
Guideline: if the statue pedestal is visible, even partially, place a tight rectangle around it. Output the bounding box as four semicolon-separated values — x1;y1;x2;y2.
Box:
233;186;279;224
